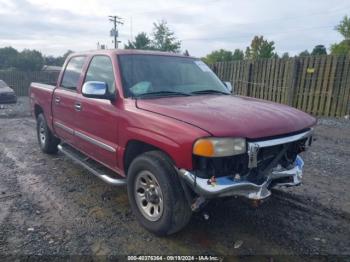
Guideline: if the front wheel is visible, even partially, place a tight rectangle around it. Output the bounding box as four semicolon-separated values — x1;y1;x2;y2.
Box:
127;151;192;235
36;113;60;154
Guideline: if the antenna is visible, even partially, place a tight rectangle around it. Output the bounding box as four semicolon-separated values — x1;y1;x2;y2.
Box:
130;16;133;42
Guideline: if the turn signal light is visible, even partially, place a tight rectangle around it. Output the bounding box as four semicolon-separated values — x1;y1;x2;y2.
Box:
193;138;246;157
193;139;215;157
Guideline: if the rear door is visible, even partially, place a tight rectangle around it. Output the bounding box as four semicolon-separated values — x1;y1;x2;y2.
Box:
73;55;119;169
52;56;86;145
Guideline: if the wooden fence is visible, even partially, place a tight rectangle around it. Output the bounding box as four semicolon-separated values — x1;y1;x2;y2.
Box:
213;55;350;117
1;56;349;117
0;70;59;96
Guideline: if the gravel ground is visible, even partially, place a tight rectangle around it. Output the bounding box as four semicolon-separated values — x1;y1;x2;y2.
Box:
0;98;349;259
0;97;30;118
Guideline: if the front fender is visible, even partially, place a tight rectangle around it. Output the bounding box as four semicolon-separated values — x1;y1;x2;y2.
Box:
121;126;192;170
117;101;211;173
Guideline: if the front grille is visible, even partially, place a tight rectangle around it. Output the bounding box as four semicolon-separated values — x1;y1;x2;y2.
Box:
194;154;249;178
193;138;307;180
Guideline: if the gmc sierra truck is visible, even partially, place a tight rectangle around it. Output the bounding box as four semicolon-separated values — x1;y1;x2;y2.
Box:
29;49;316;235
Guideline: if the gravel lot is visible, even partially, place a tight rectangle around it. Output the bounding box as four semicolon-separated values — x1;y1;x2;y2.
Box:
0;97;30;119
0;98;349;259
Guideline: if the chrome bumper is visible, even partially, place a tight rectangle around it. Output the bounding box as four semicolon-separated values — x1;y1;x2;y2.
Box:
178;155;304;200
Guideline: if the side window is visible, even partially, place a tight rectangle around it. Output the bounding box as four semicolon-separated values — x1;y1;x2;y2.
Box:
84;56;115;93
61;56;86;90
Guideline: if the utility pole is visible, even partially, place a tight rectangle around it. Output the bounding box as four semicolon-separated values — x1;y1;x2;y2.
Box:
109;15;123;49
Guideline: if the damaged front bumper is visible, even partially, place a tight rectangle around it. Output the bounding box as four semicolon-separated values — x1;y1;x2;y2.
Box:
178;155;304;200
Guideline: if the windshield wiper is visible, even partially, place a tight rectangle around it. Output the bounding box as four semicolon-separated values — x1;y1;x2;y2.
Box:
135;91;192;98
190;89;230;95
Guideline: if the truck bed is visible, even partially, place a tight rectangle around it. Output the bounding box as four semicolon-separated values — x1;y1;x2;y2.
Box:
29;82;55;130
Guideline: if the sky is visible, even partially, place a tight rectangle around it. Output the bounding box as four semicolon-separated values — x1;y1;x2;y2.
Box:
0;0;349;57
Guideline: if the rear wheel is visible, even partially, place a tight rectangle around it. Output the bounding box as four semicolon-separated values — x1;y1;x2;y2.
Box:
36;113;60;154
127;151;192;235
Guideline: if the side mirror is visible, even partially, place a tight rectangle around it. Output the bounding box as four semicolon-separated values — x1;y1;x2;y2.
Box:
224;81;234;94
82;81;115;100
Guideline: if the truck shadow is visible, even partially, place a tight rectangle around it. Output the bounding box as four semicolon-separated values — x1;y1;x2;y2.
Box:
53;155;350;255
80;171;350;255
169;189;350;255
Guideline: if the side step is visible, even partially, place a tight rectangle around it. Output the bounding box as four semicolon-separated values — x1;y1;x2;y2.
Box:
58;143;126;186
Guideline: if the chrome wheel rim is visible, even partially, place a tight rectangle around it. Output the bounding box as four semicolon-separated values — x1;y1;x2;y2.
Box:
134;170;163;221
39;122;46;145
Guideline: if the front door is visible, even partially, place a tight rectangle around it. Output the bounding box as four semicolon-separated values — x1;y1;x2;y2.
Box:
73;55;119;170
52;56;86;145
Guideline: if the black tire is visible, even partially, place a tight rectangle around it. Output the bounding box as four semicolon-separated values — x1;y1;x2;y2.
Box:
127;151;192;236
36;113;60;154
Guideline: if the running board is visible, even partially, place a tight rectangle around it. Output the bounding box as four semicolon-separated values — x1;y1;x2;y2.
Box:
58;144;126;186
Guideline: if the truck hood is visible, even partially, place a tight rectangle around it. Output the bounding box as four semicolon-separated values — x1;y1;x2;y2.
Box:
136;95;316;139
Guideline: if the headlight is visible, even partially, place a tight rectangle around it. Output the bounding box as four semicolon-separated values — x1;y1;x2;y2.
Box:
193;138;246;157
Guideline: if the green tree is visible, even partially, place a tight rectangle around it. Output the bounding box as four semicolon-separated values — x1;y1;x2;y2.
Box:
202;49;233;64
299;50;310;57
0;47;19;70
203;49;244;64
331;16;350;55
16;49;44;71
125;32;152;50
245;36;276;59
311;45;327;55
281;52;290;59
45;50;74;66
0;47;45;71
330;40;350;55
232;49;244;60
44;55;59;66
335;15;350;40
244;47;251;59
0;46;70;70
151;20;181;52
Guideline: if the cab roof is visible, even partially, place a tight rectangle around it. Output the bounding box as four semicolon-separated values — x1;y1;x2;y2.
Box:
71;49;196;59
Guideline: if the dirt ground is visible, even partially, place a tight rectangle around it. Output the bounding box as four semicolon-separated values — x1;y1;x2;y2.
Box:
0;98;349;259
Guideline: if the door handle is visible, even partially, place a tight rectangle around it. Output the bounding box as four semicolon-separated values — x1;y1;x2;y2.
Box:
74;102;82;111
55;96;61;104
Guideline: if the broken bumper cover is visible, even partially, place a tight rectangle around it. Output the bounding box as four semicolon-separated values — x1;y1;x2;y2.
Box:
178;155;304;200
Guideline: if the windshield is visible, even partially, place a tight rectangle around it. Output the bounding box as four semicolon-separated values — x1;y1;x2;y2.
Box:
118;54;229;98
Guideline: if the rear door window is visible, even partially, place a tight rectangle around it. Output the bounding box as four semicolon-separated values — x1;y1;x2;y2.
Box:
61;56;86;91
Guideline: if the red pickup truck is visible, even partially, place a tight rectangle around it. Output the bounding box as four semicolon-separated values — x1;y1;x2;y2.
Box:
29;49;316;235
